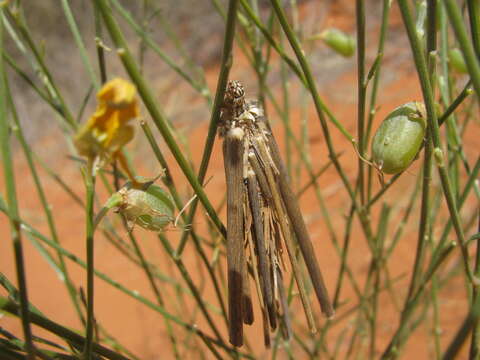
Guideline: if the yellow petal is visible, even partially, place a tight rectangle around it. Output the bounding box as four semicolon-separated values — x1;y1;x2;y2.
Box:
97;78;139;110
74;78;139;162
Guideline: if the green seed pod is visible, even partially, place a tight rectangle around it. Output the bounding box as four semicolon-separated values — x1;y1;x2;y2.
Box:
319;28;356;57
371;102;426;174
118;184;175;231
96;179;175;232
448;48;468;74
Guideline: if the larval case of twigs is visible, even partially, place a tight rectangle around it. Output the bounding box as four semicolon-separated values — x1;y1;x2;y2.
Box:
219;80;334;348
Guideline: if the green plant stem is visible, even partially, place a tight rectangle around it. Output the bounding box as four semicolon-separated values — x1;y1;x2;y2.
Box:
470;213;480;359
356;0;366;205
239;0;304;82
269;0;378;264
438;81;472;126
0;9;35;359
240;0;355;143
467;0;480;56
406;0;437;302
8;79;85;326
6;8;77;131
382;240;457;358
6;211;251;358
443;0;480;102
0;297;130;360
158;234;226;347
109;0;210;101
95;0;225;238
140;121;228;329
399;0;475;285
61;0;99;89
175;0;240;255
82;168;96;360
2;52;57;110
366;0;391;202
370;204;390;358
443;292;480;360
124;228;180;359
93;1;107;84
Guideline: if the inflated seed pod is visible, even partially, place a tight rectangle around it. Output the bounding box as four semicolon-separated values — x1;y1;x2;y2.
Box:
371;102;426;174
448;48;468;74
319;28;356;57
95;179;175;232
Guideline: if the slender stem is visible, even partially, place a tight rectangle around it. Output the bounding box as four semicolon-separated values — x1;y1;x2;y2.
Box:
269;0;377;257
93;1;107;84
470;213;480;359
7;210;250;358
82;168;96;360
356;0;366;204
158;234;226;347
443;0;480;102
176;0;240;255
61;0;99;89
95;0;225;237
6;8;77;131
0;9;35;359
443;293;480;360
8;79;85;326
467;0;480;56
109;0;210;101
0;297;135;360
438;82;472;126
406;0;437;302
399;0;475;285
241;0;354;142
366;0;392;202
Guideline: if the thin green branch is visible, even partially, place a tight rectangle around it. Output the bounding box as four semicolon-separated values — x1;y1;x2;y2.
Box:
95;0;225;238
399;0;475;284
61;0;99;89
443;0;480;102
175;0;240;255
82;168;96;360
0;9;35;359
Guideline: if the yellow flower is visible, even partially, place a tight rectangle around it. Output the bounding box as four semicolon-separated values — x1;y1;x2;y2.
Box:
74;78;139;165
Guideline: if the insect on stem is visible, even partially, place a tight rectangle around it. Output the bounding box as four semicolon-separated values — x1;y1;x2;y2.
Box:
219;80;334;347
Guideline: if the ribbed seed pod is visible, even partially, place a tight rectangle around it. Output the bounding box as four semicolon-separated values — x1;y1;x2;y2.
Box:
118;184;174;231
95;179;175;232
372;102;426;174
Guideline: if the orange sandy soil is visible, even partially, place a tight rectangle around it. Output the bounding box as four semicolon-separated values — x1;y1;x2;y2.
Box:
1;1;479;359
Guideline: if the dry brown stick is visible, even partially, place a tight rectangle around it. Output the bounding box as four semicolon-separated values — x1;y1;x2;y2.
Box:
266;130;335;318
247;170;276;330
251;137;317;333
246;229;271;347
241;196;254;326
276;267;293;340
242;256;254;325
223;127;246;346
